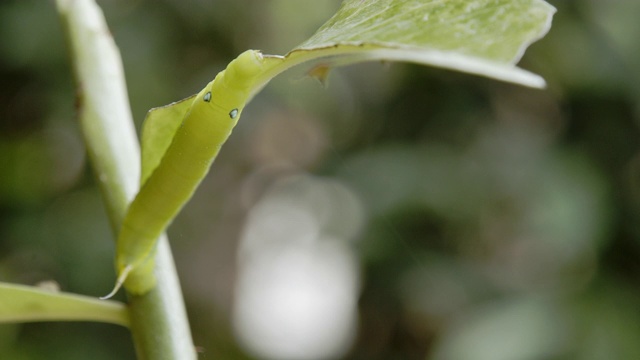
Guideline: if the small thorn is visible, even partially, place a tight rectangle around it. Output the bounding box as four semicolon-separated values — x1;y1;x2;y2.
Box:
100;265;133;300
308;64;331;87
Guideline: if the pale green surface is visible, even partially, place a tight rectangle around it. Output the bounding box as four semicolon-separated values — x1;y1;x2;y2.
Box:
0;283;129;327
56;0;140;231
252;0;556;90
56;0;196;358
141;95;196;186
298;0;553;63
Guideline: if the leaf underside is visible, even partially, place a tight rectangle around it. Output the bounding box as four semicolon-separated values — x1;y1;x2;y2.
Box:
256;0;555;90
0;283;129;327
141;95;196;185
142;0;555;182
298;0;553;65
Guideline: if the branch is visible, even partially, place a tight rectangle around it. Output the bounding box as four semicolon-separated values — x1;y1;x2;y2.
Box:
56;0;195;358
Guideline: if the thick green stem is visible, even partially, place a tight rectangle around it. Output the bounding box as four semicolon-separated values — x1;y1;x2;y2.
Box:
56;0;195;358
129;236;195;360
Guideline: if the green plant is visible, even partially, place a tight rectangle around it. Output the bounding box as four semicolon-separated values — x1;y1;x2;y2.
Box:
0;0;554;358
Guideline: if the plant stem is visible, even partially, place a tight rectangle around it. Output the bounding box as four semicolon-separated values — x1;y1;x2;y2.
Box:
56;0;195;358
129;236;195;360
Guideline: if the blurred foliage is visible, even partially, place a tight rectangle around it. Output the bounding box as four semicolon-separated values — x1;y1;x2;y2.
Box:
1;0;640;359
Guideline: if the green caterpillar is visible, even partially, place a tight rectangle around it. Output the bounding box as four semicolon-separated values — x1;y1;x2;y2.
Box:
104;50;267;297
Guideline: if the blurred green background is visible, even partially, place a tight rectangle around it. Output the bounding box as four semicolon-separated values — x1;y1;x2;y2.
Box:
1;0;640;359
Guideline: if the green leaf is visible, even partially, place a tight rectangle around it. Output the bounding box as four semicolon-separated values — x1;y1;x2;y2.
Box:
0;282;129;327
129;0;555;294
145;0;555;167
254;0;555;90
140;95;196;186
299;0;553;63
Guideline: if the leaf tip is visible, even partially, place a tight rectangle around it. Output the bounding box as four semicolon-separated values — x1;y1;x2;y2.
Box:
100;265;132;300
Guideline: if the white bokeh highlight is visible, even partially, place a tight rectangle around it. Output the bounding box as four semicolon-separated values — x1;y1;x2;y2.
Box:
233;174;363;360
